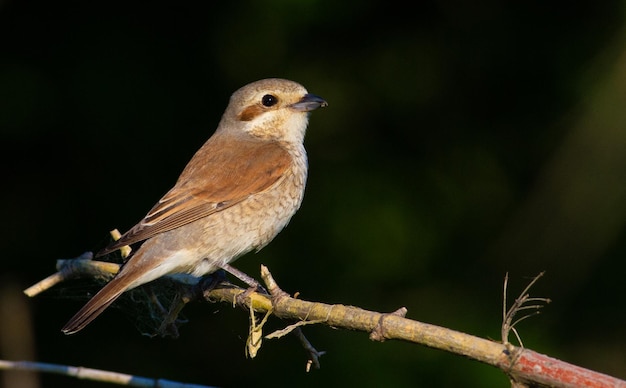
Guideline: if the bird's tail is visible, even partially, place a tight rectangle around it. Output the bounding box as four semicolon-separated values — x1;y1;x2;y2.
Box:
61;272;137;334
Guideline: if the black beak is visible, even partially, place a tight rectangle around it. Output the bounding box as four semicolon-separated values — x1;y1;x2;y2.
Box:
290;93;328;112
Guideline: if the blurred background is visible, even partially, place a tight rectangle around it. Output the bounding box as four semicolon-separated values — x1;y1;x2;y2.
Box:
1;1;626;387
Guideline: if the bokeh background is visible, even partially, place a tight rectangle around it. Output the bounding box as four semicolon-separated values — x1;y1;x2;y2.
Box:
2;1;626;387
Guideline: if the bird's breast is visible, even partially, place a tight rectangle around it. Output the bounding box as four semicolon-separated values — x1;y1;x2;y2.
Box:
134;145;309;279
245;146;308;250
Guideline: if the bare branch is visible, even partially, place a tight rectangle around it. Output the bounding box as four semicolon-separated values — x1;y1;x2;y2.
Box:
22;257;626;388
0;359;215;388
502;272;551;348
23;252;97;297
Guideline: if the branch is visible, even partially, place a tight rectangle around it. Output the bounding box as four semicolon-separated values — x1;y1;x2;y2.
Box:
0;360;215;388
24;256;626;388
502;272;551;354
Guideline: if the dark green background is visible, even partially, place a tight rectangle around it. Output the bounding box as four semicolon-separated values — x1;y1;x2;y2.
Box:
1;1;625;387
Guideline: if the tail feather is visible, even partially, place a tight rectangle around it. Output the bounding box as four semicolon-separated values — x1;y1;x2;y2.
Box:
63;245;174;334
62;274;134;334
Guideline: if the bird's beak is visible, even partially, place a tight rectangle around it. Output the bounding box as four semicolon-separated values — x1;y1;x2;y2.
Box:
290;93;328;112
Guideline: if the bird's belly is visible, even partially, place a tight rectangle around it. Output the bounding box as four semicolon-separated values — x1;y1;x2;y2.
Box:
140;174;305;278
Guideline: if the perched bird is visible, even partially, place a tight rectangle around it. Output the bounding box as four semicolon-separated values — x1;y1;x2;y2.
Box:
62;78;327;334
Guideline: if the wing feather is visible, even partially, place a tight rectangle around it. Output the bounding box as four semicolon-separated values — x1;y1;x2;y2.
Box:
97;134;292;256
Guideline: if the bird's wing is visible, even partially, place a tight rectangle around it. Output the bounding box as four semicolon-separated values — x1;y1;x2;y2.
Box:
97;136;292;256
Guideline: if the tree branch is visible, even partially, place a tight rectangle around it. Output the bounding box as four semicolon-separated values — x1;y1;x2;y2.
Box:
0;359;216;388
23;255;626;388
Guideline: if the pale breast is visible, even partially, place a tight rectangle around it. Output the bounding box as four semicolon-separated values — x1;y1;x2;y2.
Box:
137;144;308;277
226;142;308;254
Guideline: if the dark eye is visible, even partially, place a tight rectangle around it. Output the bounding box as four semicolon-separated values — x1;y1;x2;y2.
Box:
261;94;278;107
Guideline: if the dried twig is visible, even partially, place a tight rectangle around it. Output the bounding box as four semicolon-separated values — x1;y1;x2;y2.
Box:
501;272;551;351
0;359;215;388
22;258;626;387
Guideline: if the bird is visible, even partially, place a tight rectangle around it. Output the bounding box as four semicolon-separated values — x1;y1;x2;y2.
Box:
62;78;327;334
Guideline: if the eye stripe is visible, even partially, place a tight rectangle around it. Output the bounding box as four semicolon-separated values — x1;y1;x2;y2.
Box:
238;104;265;121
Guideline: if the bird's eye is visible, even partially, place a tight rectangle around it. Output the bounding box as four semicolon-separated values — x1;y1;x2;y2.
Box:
261;94;278;107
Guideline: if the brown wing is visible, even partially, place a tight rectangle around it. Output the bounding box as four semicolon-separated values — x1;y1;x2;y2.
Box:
97;134;292;256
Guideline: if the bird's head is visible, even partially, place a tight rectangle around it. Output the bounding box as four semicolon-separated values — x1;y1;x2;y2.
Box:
219;78;327;144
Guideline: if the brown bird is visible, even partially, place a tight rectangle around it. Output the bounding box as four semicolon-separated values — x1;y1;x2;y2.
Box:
62;78;327;334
